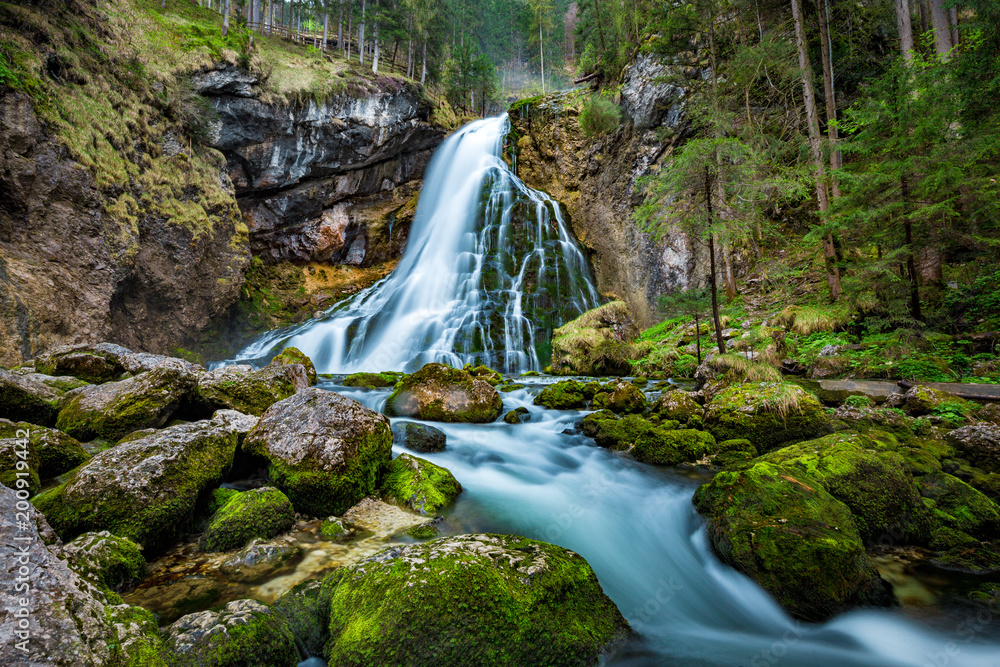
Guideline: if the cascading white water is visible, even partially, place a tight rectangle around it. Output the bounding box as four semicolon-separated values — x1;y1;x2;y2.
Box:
235;115;599;374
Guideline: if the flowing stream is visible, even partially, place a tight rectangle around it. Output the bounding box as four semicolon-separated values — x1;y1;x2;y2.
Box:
208;116;1000;665
235;115;599;374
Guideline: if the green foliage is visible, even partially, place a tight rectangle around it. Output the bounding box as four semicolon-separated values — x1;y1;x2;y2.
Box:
579;94;620;136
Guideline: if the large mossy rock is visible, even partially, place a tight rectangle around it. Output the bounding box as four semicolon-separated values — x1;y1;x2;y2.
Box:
693;461;892;622
0;484;168;667
382;453;462;515
33;412;246;551
534;379;604;410
703;382;827;452
549;301;640;376
343;371;401;388
760;433;932;545
632;428;715;466
55;361;200;442
33;344;127;384
62;530;146;593
323;534;631;666
918;471;1000;539
243;388;392;516
196;363;309;416
0;418;89;477
903;384;971;416
391;420;447;453
273;580;332;658
0;433;40;496
202;486;296;552
947;424;1000;473
165;599;298;667
0;368;64;425
606;380;646;414
651;390;704;426
270;347;318;385
384;363;503;423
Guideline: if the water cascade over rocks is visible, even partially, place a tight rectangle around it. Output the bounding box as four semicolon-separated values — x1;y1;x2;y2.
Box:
235;115;600;374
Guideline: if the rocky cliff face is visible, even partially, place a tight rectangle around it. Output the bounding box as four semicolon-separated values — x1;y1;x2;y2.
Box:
509;56;718;326
0;93;249;367
202;67;446;268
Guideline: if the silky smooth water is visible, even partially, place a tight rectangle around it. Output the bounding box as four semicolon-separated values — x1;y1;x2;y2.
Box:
235;115;599;374
334;381;1000;667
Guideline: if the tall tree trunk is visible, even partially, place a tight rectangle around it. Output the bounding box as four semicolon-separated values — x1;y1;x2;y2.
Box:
928;0;952;59
901;176;922;320
593;0;606;54
694;313;702;366
949;6;960;46
406;12;413;78
896;0;914;63
539;22;545;94
222;0;230;36
347;6;353;59
372;21;379;72
792;0;840;300
705;167;726;356
359;0;366;64
338;0;343;51
323;8;329;50
817;0;841;193
421;34;427;84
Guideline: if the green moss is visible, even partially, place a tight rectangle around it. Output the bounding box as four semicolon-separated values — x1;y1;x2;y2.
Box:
504;407;530;424
464;364;504;386
271;347;318;385
64;531;146;593
106;604;170;667
343;372;401;389
712;439;757;467
585;413;659;451
0;421;90;478
168;600;298;667
693;461;890;621
651;391;703;425
704;383;828;452
273;580;332;658
407;521;442;539
201;487;296;552
382;454;462;515
0;371;62;426
320;517;348;539
533;380;604;410
197;365;302;417
385;363;503;424
606;382;646;414
918;471;1000;539
323;534;630;666
761;433;932;545
549;301;641;376
499;382;525;392
632;428;715;466
0;436;40;496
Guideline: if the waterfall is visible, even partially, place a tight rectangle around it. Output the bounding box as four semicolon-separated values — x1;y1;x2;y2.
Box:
235;115;600;374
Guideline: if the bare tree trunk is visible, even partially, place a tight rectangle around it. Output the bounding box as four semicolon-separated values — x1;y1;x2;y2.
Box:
817;0;841;194
705;167;726;355
928;0;952;59
359;0;366;65
421;34;427;84
792;0;840;300
338;0;343;51
323;8;329;51
901;176;922;320
372;21;379;72
948;6;959;46
407;12;413;78
539;22;545;94
347;5;353;59
593;0;607;54
222;0;230;35
895;0;914;63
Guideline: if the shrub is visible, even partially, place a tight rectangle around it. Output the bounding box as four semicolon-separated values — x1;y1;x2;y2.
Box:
579;95;621;136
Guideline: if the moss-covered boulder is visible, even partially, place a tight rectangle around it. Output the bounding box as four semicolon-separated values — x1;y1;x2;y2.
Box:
243;388;392;517
465;364;504;386
273;580;332;658
583;413;657;451
550;301;641;376
107;603;172;667
0;368;64;426
33;344;127;384
382;453;462;515
505;407;530;424
270;347;318;385
760;434;932;545
903;384;972;416
323;534;631;665
0;419;89;477
703;382;827;452
196;363;309;417
33;414;242;552
62;530;146;593
606;381;646;414
55;360;200;442
712;438;757;467
651;390;704;425
632;428;716;466
918;471;1000;539
202;487;296;552
391;420;447;453
693;461;891;621
947;424;1000;473
165;599;298;667
342;371;401;388
534;380;594;410
0;434;40;496
385;363;503;423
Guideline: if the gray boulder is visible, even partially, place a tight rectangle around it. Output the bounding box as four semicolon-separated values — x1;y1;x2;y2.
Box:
165;598;297;667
